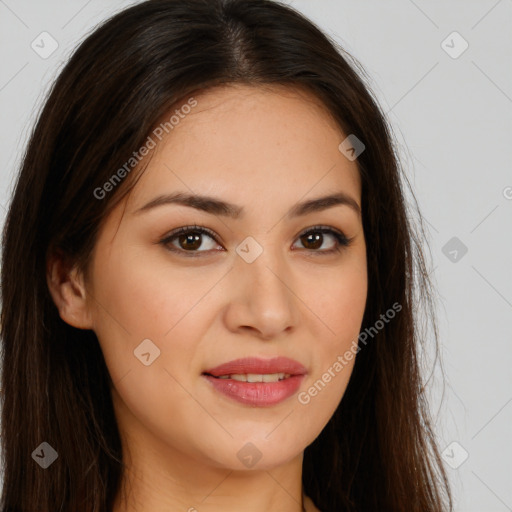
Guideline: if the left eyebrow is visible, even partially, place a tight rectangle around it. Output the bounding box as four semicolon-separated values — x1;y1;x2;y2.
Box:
132;191;361;219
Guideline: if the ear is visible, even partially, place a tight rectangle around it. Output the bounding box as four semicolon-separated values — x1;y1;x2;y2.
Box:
46;250;94;330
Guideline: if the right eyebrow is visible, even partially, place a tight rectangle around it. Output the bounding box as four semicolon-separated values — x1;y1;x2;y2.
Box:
133;191;361;219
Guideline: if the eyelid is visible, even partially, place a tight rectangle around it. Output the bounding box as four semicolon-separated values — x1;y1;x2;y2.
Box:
159;224;353;256
292;225;352;253
159;225;223;257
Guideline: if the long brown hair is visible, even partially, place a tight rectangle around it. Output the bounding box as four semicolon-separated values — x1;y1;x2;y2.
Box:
1;0;452;510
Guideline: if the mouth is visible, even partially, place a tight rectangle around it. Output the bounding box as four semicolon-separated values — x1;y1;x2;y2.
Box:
202;357;307;406
207;372;292;382
203;356;307;378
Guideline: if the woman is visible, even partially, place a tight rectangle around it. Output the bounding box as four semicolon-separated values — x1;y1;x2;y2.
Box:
0;0;452;510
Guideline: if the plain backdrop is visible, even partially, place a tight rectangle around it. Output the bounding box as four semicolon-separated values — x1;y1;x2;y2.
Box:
0;1;511;510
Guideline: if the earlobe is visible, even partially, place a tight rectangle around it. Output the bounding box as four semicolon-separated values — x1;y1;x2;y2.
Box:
46;252;93;330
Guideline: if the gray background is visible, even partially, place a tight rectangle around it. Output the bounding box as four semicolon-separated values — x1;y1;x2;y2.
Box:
1;1;511;510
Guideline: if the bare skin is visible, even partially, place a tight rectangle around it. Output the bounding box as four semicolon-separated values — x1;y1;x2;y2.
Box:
47;84;367;512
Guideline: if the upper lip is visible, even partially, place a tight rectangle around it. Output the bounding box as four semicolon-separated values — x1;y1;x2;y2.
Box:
203;357;307;377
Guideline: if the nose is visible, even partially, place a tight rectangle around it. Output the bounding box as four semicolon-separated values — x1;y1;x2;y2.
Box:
222;243;300;340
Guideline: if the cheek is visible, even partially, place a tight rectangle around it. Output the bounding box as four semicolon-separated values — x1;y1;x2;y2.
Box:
294;369;353;453
305;258;367;347
88;244;211;389
90;247;213;449
91;242;215;338
293;260;366;435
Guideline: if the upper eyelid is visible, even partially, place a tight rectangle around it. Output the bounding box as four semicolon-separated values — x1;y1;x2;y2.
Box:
161;224;348;248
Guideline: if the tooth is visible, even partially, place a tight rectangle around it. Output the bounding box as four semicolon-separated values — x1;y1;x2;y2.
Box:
231;374;248;382
215;373;292;382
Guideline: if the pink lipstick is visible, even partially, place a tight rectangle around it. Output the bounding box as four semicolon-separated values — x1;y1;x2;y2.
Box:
202;356;307;406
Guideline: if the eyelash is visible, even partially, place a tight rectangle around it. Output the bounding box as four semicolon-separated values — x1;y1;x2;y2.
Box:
159;224;353;257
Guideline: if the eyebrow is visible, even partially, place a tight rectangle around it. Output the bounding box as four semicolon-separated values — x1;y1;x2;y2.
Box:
133;191;361;219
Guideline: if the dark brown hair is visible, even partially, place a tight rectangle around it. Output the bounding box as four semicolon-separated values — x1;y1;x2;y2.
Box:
1;0;452;510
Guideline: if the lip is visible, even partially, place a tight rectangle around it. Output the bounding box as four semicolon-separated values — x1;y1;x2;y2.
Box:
202;357;307;407
203;356;307;377
203;374;305;406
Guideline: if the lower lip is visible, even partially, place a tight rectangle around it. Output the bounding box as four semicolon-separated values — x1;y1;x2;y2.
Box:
203;374;305;406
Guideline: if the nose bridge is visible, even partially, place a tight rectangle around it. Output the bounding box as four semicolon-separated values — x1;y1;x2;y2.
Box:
239;235;288;294
231;234;298;335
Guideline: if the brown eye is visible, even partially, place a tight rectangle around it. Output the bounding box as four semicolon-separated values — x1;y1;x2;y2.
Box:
300;232;324;250
159;225;351;258
177;232;203;251
160;225;222;256
293;226;351;254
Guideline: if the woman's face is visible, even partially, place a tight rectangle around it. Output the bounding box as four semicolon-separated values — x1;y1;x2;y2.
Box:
84;84;367;471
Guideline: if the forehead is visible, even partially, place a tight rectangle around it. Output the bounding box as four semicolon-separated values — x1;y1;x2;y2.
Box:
126;84;361;214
